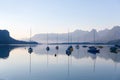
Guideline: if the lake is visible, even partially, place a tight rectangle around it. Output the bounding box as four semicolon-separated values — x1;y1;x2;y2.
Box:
0;44;120;80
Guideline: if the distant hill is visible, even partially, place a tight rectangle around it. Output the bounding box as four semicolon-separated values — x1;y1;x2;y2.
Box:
31;26;120;44
0;30;38;44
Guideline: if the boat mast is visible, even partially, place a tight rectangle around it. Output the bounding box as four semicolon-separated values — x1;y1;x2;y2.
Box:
57;33;58;45
30;28;32;42
47;33;48;45
71;32;72;44
68;55;70;76
93;30;95;44
93;59;96;72
68;29;69;44
29;53;31;74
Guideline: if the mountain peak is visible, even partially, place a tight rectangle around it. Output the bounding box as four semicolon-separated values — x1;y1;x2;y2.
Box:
0;29;9;36
90;29;97;33
112;26;120;30
0;30;38;44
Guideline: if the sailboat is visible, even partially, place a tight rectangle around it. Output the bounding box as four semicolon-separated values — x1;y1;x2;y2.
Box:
66;29;73;55
46;33;50;51
92;54;97;72
88;30;99;53
55;45;59;50
67;52;70;77
46;46;50;51
55;33;59;50
28;29;33;54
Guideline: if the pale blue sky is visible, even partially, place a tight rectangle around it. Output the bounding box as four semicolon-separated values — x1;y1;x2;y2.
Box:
0;0;120;39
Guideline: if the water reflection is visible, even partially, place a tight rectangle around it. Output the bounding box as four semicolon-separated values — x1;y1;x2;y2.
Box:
2;44;120;64
66;46;73;77
0;45;25;59
88;51;97;72
0;45;12;59
28;47;33;74
0;44;120;80
0;44;36;59
109;52;119;71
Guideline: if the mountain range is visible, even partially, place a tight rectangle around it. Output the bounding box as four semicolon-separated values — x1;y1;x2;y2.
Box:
1;26;119;44
31;26;120;44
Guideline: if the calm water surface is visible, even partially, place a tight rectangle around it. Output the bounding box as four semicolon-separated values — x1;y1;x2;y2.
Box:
0;45;120;80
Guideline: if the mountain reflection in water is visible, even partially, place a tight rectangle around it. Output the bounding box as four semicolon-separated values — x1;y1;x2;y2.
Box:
0;44;120;80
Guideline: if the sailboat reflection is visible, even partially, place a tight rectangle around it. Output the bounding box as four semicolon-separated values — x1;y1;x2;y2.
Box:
66;47;73;77
88;51;97;72
27;47;33;80
28;46;33;78
109;52;120;71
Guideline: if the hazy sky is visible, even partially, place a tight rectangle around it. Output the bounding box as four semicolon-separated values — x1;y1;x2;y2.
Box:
0;0;120;39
